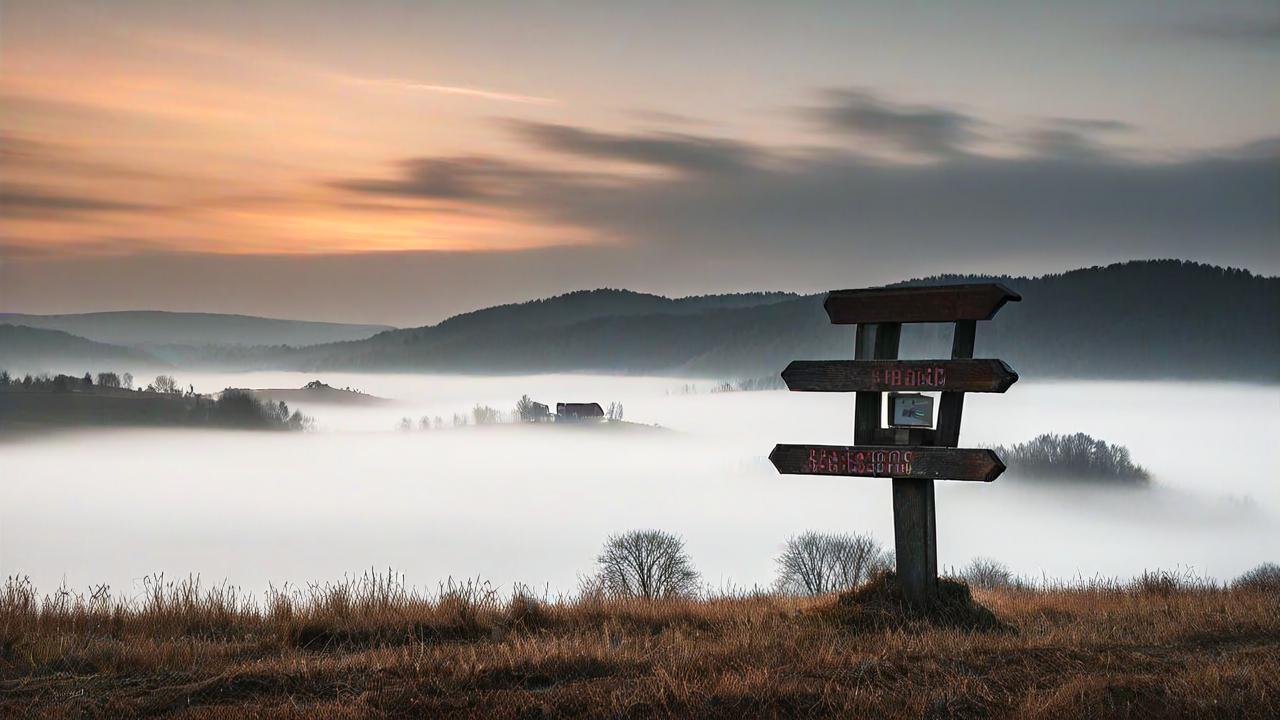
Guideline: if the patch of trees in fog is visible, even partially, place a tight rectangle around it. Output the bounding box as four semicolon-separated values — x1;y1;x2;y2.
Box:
0;368;310;431
992;433;1150;483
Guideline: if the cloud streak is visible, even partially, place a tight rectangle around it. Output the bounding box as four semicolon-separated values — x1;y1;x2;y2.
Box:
509;121;763;175
332;97;1280;283
0;185;160;218
805;89;983;158
337;76;556;105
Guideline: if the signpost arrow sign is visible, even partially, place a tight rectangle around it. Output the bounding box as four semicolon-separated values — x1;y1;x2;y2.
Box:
824;283;1021;325
782;359;1019;393
769;444;1006;483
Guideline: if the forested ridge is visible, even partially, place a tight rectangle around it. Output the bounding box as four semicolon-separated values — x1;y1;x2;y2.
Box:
294;260;1279;381
3;261;1274;380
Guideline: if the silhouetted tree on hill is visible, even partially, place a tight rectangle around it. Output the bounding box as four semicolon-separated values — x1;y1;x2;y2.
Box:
597;530;700;599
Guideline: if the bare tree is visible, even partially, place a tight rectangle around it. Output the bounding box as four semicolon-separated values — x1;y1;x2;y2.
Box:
151;375;178;394
606;401;625;421
96;372;121;388
515;394;536;421
775;531;886;595
1233;563;1280;593
961;557;1014;589
597;529;700;599
121;372;134;390
472;404;500;425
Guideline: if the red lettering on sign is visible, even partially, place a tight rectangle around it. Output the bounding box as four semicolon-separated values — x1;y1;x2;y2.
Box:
804;448;915;476
867;364;949;388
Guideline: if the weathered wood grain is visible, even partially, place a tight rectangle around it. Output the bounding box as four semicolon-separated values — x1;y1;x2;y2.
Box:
782;358;1018;393
769;444;1006;482
824;284;1021;324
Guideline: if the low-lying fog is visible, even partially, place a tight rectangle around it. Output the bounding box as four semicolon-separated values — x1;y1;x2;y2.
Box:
3;372;1277;596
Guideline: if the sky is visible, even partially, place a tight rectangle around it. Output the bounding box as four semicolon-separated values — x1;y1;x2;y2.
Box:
1;0;1277;326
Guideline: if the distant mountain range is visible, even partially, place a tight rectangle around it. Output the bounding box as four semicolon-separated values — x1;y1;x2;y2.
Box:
0;311;391;348
2;261;1276;382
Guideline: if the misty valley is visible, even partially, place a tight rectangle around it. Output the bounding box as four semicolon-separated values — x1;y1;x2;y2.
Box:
2;369;1276;597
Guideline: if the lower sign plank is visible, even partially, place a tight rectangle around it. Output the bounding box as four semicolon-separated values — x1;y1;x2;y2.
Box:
769;444;1006;482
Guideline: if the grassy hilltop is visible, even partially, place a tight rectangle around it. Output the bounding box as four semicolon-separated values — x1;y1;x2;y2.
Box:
2;572;1276;719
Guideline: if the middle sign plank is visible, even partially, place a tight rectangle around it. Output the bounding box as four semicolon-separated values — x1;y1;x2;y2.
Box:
770;444;1006;482
781;359;1018;393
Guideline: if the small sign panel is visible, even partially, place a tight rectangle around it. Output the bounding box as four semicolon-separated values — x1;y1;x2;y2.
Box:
889;392;934;428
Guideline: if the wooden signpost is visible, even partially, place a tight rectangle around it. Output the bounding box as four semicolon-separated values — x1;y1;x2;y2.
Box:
769;283;1021;605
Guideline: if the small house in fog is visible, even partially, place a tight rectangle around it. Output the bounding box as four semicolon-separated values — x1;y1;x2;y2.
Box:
556;402;604;422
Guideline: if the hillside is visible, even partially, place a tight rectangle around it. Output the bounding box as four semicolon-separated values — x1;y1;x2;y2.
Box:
0;325;161;373
244;380;389;406
287;260;1279;381
0;311;392;348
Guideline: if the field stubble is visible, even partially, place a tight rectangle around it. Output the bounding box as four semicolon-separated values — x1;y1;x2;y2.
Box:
1;571;1276;719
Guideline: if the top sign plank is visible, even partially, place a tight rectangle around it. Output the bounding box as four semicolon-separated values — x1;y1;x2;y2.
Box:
824;283;1021;325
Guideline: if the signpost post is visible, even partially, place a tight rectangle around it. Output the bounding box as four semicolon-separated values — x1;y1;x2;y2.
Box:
769;283;1021;606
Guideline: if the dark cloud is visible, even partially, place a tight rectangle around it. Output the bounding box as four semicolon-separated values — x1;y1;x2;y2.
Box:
508;121;762;175
0;132;60;162
1219;136;1280;159
627;109;712;127
1045;118;1136;134
331;156;568;201
1023;119;1135;161
0;185;159;217
0;130;184;183
805;89;982;157
0;237;177;259
1170;13;1280;46
333;120;1279;286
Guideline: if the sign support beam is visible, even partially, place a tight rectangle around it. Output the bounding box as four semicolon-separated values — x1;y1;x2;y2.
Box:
851;322;936;606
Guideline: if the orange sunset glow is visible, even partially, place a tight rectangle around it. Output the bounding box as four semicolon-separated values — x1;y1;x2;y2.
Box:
1;1;1275;325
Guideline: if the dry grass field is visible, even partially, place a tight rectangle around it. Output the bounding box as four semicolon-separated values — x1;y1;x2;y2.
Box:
2;571;1277;719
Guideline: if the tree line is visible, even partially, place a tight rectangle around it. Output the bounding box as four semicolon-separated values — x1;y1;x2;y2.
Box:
0;368;311;430
588;529;1278;598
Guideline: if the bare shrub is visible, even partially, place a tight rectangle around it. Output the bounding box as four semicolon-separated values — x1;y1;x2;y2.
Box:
1133;568;1206;596
962;557;1014;590
991;432;1149;483
597;529;700;599
472;404;500;425
1232;563;1280;593
775;531;886;595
